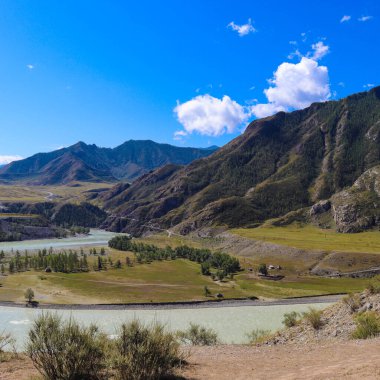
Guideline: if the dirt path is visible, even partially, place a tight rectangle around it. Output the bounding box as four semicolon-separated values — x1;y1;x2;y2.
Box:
1;339;379;380
180;338;380;379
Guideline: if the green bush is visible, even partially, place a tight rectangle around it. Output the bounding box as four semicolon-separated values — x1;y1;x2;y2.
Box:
367;278;380;294
177;323;219;346
352;311;380;339
246;329;271;344
27;313;108;380
282;311;300;328
302;307;323;329
113;320;183;380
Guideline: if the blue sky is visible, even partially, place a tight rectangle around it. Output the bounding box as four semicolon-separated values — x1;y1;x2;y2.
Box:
0;0;379;162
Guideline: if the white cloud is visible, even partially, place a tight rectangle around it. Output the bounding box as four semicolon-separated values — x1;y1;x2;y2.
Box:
338;82;345;87
173;130;187;141
228;18;256;36
26;64;34;70
174;94;250;137
340;15;351;23
250;57;331;118
358;16;373;22
309;41;329;60
363;84;374;88
0;155;23;165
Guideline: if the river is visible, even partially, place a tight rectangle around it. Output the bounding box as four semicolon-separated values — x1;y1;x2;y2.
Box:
0;229;121;252
0;301;332;349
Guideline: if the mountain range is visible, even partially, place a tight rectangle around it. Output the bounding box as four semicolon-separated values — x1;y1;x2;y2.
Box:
0;140;217;185
101;87;380;235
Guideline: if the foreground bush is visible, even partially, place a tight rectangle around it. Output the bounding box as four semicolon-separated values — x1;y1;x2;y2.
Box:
247;329;271;344
352;311;380;339
0;332;15;360
27;313;108;380
302;307;323;330
113;320;183;380
177;323;219;346
282;311;300;328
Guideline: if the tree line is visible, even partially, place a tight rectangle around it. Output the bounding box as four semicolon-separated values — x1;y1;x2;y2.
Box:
108;236;240;276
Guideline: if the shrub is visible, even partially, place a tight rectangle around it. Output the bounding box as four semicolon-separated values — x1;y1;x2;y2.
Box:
302;307;323;329
24;288;35;303
258;263;268;276
246;329;271;344
0;331;15;359
113;320;183;380
282;311;300;328
203;286;211;297
177;323;219;346
342;293;361;313
367;278;380;294
27;313;108;380
352;311;380;339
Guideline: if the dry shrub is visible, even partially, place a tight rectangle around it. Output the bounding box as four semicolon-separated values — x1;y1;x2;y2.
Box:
302;307;323;330
27;313;108;380
113;320;183;380
352;311;380;339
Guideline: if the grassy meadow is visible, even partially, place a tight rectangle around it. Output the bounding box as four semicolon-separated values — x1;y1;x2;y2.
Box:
0;242;372;304
0;182;113;203
231;224;380;254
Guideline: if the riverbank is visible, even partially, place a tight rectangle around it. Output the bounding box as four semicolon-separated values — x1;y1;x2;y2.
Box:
0;294;343;311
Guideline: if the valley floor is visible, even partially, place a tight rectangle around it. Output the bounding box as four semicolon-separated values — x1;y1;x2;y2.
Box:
2;338;379;380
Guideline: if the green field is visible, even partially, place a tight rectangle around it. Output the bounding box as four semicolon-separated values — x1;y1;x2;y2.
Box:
231;225;380;254
0;246;372;304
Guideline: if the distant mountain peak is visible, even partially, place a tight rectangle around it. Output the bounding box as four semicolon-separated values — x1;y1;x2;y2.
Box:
0;140;218;185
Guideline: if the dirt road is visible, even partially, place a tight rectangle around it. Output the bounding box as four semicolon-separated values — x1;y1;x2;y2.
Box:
1;338;379;380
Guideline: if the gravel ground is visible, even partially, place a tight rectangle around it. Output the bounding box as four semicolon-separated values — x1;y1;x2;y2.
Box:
2;339;380;380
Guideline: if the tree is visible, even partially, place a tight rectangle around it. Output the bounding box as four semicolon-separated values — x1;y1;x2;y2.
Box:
216;270;225;281
25;288;35;303
201;262;211;275
203;286;211;297
258;263;268;276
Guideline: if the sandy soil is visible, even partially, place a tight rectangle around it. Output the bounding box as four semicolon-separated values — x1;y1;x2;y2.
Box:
181;339;380;379
1;338;379;380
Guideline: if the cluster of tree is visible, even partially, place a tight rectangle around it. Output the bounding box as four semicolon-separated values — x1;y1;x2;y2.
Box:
108;236;240;276
68;226;90;235
7;249;90;273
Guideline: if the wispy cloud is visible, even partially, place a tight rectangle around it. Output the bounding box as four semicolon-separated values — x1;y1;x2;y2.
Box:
308;41;330;61
363;84;375;88
26;64;34;70
340;15;351;23
0;155;23;165
228;18;256;37
358;15;373;22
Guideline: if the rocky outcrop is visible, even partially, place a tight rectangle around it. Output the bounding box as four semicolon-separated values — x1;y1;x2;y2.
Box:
331;165;380;232
265;290;380;345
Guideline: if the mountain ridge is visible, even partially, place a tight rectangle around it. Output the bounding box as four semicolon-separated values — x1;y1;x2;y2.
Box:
0;140;218;185
100;87;380;235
